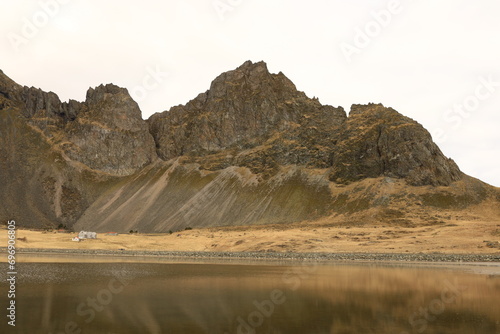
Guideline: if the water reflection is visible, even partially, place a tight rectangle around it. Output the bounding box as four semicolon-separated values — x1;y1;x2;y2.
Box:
0;261;498;333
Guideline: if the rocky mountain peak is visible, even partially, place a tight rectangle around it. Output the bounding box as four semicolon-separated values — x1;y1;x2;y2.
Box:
148;60;342;165
349;103;385;116
148;61;462;186
85;83;135;108
238;59;267;69
0;73;157;176
0;69;22;96
206;60;301;101
83;83;144;130
329;103;462;186
0;70;24;110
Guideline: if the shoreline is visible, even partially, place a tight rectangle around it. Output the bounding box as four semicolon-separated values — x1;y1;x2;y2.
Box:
2;247;499;263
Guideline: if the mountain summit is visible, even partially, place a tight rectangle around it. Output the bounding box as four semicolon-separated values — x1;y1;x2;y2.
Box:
0;61;497;232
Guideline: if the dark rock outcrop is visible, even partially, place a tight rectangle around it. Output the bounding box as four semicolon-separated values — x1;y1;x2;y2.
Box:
148;61;347;174
329;103;462;186
61;84;157;176
148;61;461;186
18;83;157;176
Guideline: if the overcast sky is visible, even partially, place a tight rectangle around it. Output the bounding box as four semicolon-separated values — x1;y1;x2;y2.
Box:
1;0;499;187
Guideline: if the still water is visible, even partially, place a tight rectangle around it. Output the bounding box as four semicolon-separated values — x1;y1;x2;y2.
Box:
1;256;499;334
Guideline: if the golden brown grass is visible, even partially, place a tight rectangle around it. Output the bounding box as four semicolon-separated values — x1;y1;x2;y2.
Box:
1;215;499;254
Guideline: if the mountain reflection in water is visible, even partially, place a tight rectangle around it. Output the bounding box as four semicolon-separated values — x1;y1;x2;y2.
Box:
0;260;498;334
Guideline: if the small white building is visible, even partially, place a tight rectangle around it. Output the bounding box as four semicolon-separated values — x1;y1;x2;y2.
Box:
72;237;80;242
78;231;97;239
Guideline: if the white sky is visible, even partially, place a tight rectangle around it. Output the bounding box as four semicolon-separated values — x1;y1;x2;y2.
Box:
1;0;499;187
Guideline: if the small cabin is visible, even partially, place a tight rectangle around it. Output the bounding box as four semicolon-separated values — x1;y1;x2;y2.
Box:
78;231;97;239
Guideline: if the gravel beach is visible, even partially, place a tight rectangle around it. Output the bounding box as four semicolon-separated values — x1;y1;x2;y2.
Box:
5;247;500;263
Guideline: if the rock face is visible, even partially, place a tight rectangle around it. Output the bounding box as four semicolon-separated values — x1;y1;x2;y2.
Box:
1;74;157;176
63;84;156;176
0;62;497;232
329;104;462;186
148;61;346;175
23;83;157;176
148;61;461;186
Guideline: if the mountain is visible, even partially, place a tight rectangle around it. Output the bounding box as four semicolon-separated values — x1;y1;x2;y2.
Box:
0;62;498;232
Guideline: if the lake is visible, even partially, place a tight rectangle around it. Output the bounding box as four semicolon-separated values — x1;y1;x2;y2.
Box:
1;256;499;333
